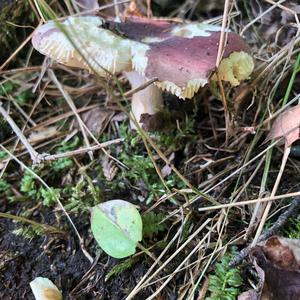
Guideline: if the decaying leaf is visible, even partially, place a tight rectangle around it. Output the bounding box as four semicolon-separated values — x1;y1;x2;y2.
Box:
73;107;114;136
250;236;300;300
139;111;182;131
266;104;300;148
139;112;169;131
238;290;260;300
250;0;300;46
238;259;265;300
101;155;118;181
262;236;300;269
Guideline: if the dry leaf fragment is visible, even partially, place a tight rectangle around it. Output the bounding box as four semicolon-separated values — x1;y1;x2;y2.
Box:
250;236;300;300
266;104;300;148
123;0;144;18
101;155;118;181
161;153;175;178
73;107;114;136
238;290;260;300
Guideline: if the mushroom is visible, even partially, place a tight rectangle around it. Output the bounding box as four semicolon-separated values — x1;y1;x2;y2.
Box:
32;15;254;130
30;277;62;300
74;0;99;12
125;71;164;128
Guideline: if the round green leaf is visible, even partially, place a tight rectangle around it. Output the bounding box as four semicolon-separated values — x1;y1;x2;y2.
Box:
90;199;143;259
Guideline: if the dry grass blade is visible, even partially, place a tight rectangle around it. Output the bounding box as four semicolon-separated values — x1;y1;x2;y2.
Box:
198;190;300;212
0;103;41;164
231;195;300;266
48;70;94;160
126;218;212;299
43;139;123;161
252;146;291;245
146;222;217;300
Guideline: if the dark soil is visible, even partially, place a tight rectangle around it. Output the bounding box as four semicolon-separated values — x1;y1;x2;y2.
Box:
0;205;150;300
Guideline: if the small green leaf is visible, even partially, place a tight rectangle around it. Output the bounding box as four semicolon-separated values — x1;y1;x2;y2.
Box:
91;199;143;259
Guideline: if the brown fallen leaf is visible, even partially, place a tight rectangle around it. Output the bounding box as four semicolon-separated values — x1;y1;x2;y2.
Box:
265;104;300;149
262;236;300;269
250;236;300;300
101;155;118;181
73;107;114;136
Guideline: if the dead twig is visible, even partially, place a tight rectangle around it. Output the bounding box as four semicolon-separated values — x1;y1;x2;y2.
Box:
0;102;42;164
42;138;123;161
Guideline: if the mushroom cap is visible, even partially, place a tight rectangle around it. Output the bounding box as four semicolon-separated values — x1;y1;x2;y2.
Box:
74;0;99;11
105;16;177;41
142;31;252;98
32;16;254;98
32;16;133;76
107;17;254;98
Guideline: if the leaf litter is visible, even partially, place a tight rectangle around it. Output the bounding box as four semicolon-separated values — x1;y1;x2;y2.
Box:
242;236;300;300
265;103;300;149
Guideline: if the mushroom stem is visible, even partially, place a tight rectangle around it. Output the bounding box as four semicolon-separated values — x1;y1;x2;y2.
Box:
125;71;163;130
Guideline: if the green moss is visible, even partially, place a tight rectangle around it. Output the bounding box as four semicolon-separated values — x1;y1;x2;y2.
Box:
206;248;243;300
284;216;300;239
13;225;44;240
105;256;140;281
0;177;12;197
101;123;186;203
142;212;167;239
20;169;40;198
63;176;102;213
